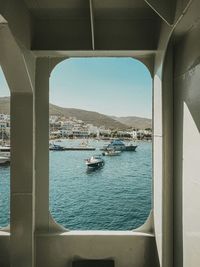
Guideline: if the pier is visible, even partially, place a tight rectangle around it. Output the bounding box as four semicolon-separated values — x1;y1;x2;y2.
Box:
49;147;96;151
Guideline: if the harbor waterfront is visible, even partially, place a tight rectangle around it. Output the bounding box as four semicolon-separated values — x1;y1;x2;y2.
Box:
0;140;152;230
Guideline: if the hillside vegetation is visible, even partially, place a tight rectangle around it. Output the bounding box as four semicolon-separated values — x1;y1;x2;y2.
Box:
0;97;151;129
112;116;152;129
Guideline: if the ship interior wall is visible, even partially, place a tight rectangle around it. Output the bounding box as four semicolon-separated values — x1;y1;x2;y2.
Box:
173;22;200;267
0;0;200;266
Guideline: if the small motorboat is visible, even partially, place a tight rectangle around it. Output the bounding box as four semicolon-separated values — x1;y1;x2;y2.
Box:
0;156;10;165
85;155;105;168
102;149;121;156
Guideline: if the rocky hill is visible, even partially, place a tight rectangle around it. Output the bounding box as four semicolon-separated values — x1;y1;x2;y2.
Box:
0;97;125;129
111;116;152;129
50;103;126;129
0;97;152;129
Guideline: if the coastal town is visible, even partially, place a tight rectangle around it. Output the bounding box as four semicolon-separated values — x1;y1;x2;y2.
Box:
0;113;152;142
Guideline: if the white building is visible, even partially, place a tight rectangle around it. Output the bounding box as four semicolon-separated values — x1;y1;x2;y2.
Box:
87;124;99;136
99;128;111;135
62;121;74;131
0;114;10;121
0;120;8;128
59;129;73;137
131;130;138;139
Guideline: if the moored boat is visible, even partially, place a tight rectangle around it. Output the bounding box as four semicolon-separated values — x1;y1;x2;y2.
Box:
101;139;137;152
49;143;65;151
125;143;138;151
102;149;121;156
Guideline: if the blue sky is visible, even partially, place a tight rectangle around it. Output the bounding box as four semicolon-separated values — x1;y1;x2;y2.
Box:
0;58;152;118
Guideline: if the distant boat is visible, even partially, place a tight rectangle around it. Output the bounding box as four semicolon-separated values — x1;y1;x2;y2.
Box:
101;139;137;152
79;140;88;147
85;155;105;168
49;143;65;151
102;149;121;156
125;143;138;151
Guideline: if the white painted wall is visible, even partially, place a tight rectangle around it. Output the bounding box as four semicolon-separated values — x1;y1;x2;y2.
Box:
0;230;159;267
153;21;173;267
36;231;158;267
174;23;200;267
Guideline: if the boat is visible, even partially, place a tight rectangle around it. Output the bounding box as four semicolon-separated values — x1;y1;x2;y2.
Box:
49;143;65;151
101;139;137;152
85;155;105;168
125;143;138;151
0;156;10;165
102;149;121;156
79;140;88;147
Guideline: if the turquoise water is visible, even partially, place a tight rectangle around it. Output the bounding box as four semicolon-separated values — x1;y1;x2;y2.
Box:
0;166;10;227
0;140;152;230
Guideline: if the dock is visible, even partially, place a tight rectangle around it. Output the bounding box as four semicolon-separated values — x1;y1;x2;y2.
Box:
49;147;96;151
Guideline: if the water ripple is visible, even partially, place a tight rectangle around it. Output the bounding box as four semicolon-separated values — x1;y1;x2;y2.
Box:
0;140;152;230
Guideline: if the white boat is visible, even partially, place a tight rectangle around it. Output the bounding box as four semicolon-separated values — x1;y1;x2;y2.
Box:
102;139;137;152
0;156;10;165
102;149;121;156
85;155;105;168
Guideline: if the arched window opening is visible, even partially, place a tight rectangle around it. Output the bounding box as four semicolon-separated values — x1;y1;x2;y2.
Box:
49;57;152;230
0;66;10;228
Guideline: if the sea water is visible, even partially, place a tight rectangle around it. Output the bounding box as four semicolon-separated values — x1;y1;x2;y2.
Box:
0;140;152;230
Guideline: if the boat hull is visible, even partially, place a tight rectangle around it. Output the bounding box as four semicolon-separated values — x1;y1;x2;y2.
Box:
86;161;104;168
85;156;105;169
102;145;137;152
102;151;121;156
125;145;137;151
